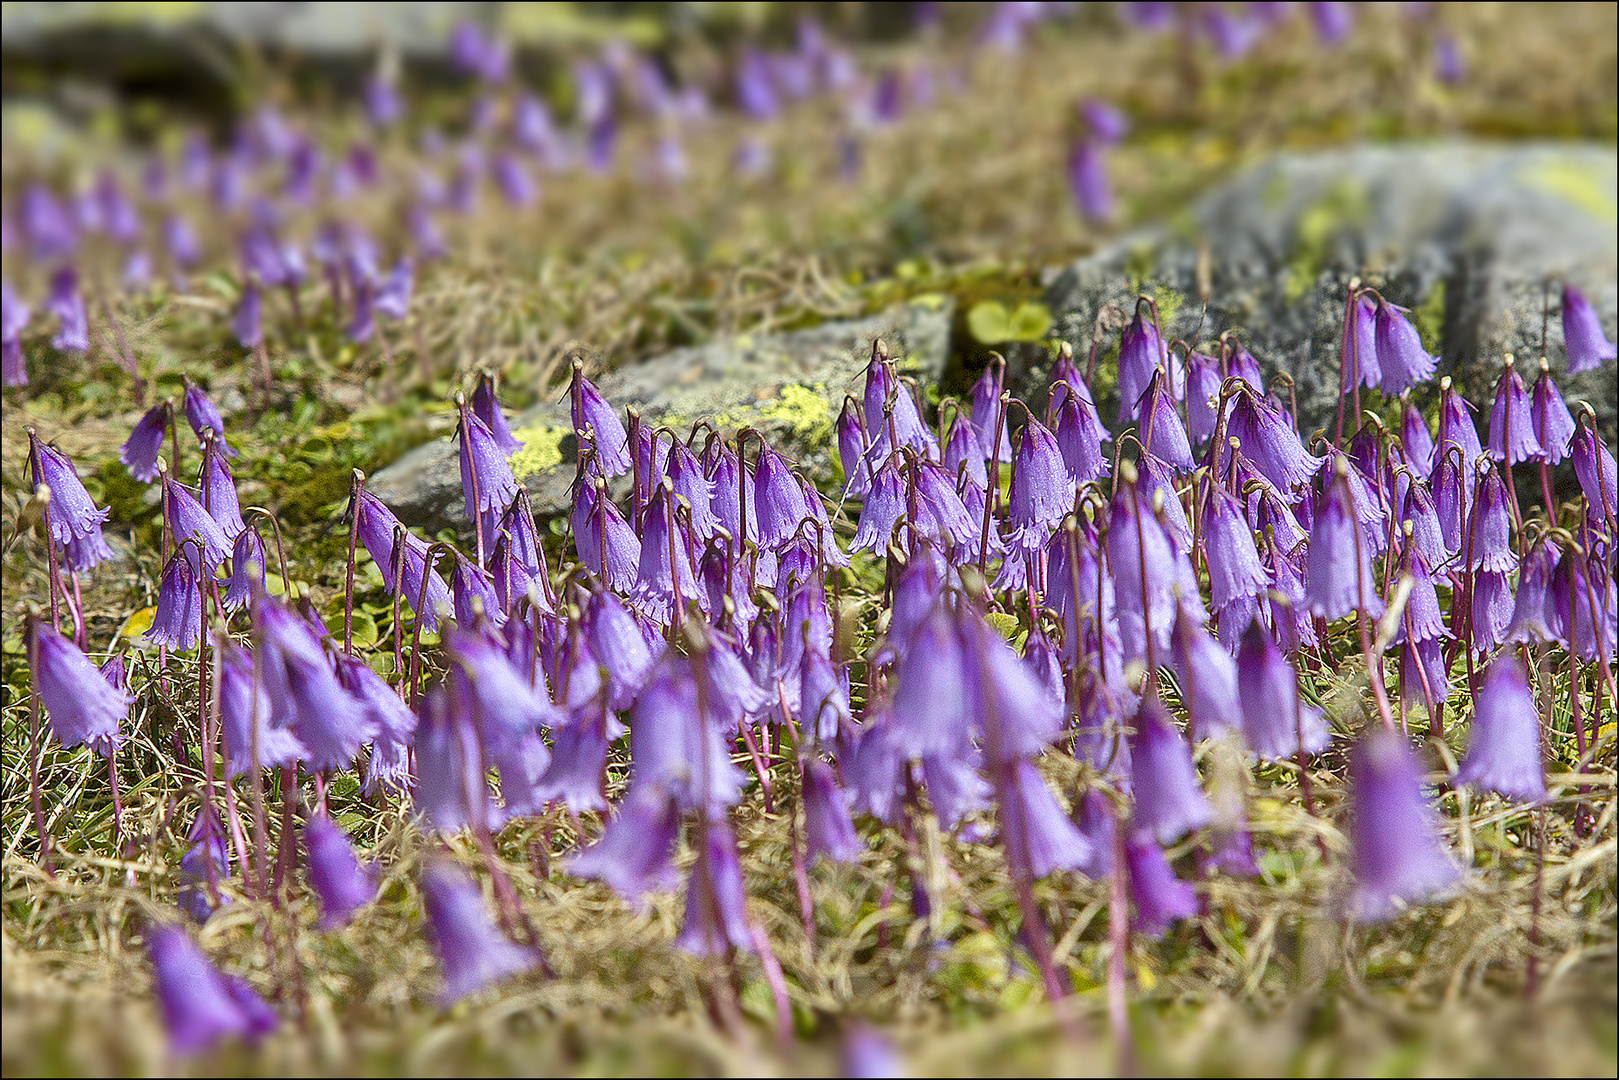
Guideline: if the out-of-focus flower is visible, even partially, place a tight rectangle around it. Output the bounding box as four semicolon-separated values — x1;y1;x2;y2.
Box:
148;924;277;1056
1342;729;1461;922
27;616;129;754
421;860;537;1005
1561;283;1615;374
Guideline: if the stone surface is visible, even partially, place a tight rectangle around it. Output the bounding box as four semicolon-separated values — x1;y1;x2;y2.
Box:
367;300;954;532
1025;142;1617;444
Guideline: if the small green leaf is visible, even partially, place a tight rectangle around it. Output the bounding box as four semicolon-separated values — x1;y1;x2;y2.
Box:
1007;301;1052;341
967;300;1013;344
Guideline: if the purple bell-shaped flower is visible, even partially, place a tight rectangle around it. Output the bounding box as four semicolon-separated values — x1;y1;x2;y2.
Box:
216;640;306;775
303;814;378;929
997;757;1097;880
163;473;231;573
1561;282;1616;374
3;281;31;387
1486;358;1543;465
28;433;114;571
569;360;631;476
802;757;862;865
1116;307;1167;424
1529;361;1576;464
676;818;755;957
1235;620;1329;761
1342;729;1461;922
148;924;277;1056
421;860;538;1005
1305;459;1384;621
1458;654;1547;803
1129;695;1214;844
147;551;203;652
1125;833;1198;939
1372;298;1437;395
26;616;130;754
568;790;681;910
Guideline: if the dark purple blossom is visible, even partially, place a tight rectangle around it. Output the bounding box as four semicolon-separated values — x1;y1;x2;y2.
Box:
803;758;862;865
216;640;305;775
1530;364;1576;464
569;363;631;476
1305;461;1384;621
164;474;231;573
45;267;88;353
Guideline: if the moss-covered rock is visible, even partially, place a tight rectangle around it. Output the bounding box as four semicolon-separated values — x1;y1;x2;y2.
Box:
366;300;954;532
1027;142;1617;444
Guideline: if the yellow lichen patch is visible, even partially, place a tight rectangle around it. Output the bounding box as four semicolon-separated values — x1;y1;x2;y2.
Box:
756;383;833;445
1519;158;1618;226
506;423;566;477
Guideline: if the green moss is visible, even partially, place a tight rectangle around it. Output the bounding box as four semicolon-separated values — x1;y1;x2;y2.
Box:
1282;177;1370;305
1412;279;1447;357
507;422;566;478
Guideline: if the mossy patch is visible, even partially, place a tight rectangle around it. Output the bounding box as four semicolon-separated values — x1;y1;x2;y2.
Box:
1281;177;1370;305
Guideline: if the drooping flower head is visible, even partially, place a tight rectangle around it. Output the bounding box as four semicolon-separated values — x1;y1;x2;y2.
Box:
2;281;30;387
147;550;203;652
1305;458;1384;621
1458;654;1547;803
1128;695;1214;844
147;924;277;1056
303;814;378;929
27;616;130;755
28;431;114;571
45;267;89;353
1373;297;1437;396
568;359;631;476
1529;360;1576;464
1486;357;1543;465
1342;729;1462;922
1235;619;1329;761
675;818;755;957
183;380;236;458
1562;282;1616;374
421;860;538;1005
1117;305;1167;424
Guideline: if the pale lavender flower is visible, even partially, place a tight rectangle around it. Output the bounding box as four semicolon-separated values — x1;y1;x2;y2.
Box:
567;791;681;910
27;617;129;754
1235;620;1329;761
304;814;377;929
1343;729;1461;922
1125;834;1197;939
1561;283;1615;374
422;861;538;1005
676;819;755;957
147;552;203;652
1457;654;1547;803
1129;696;1214;843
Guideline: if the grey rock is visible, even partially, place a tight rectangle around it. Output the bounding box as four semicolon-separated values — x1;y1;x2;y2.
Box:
1029;142;1617;445
367;300;954;532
